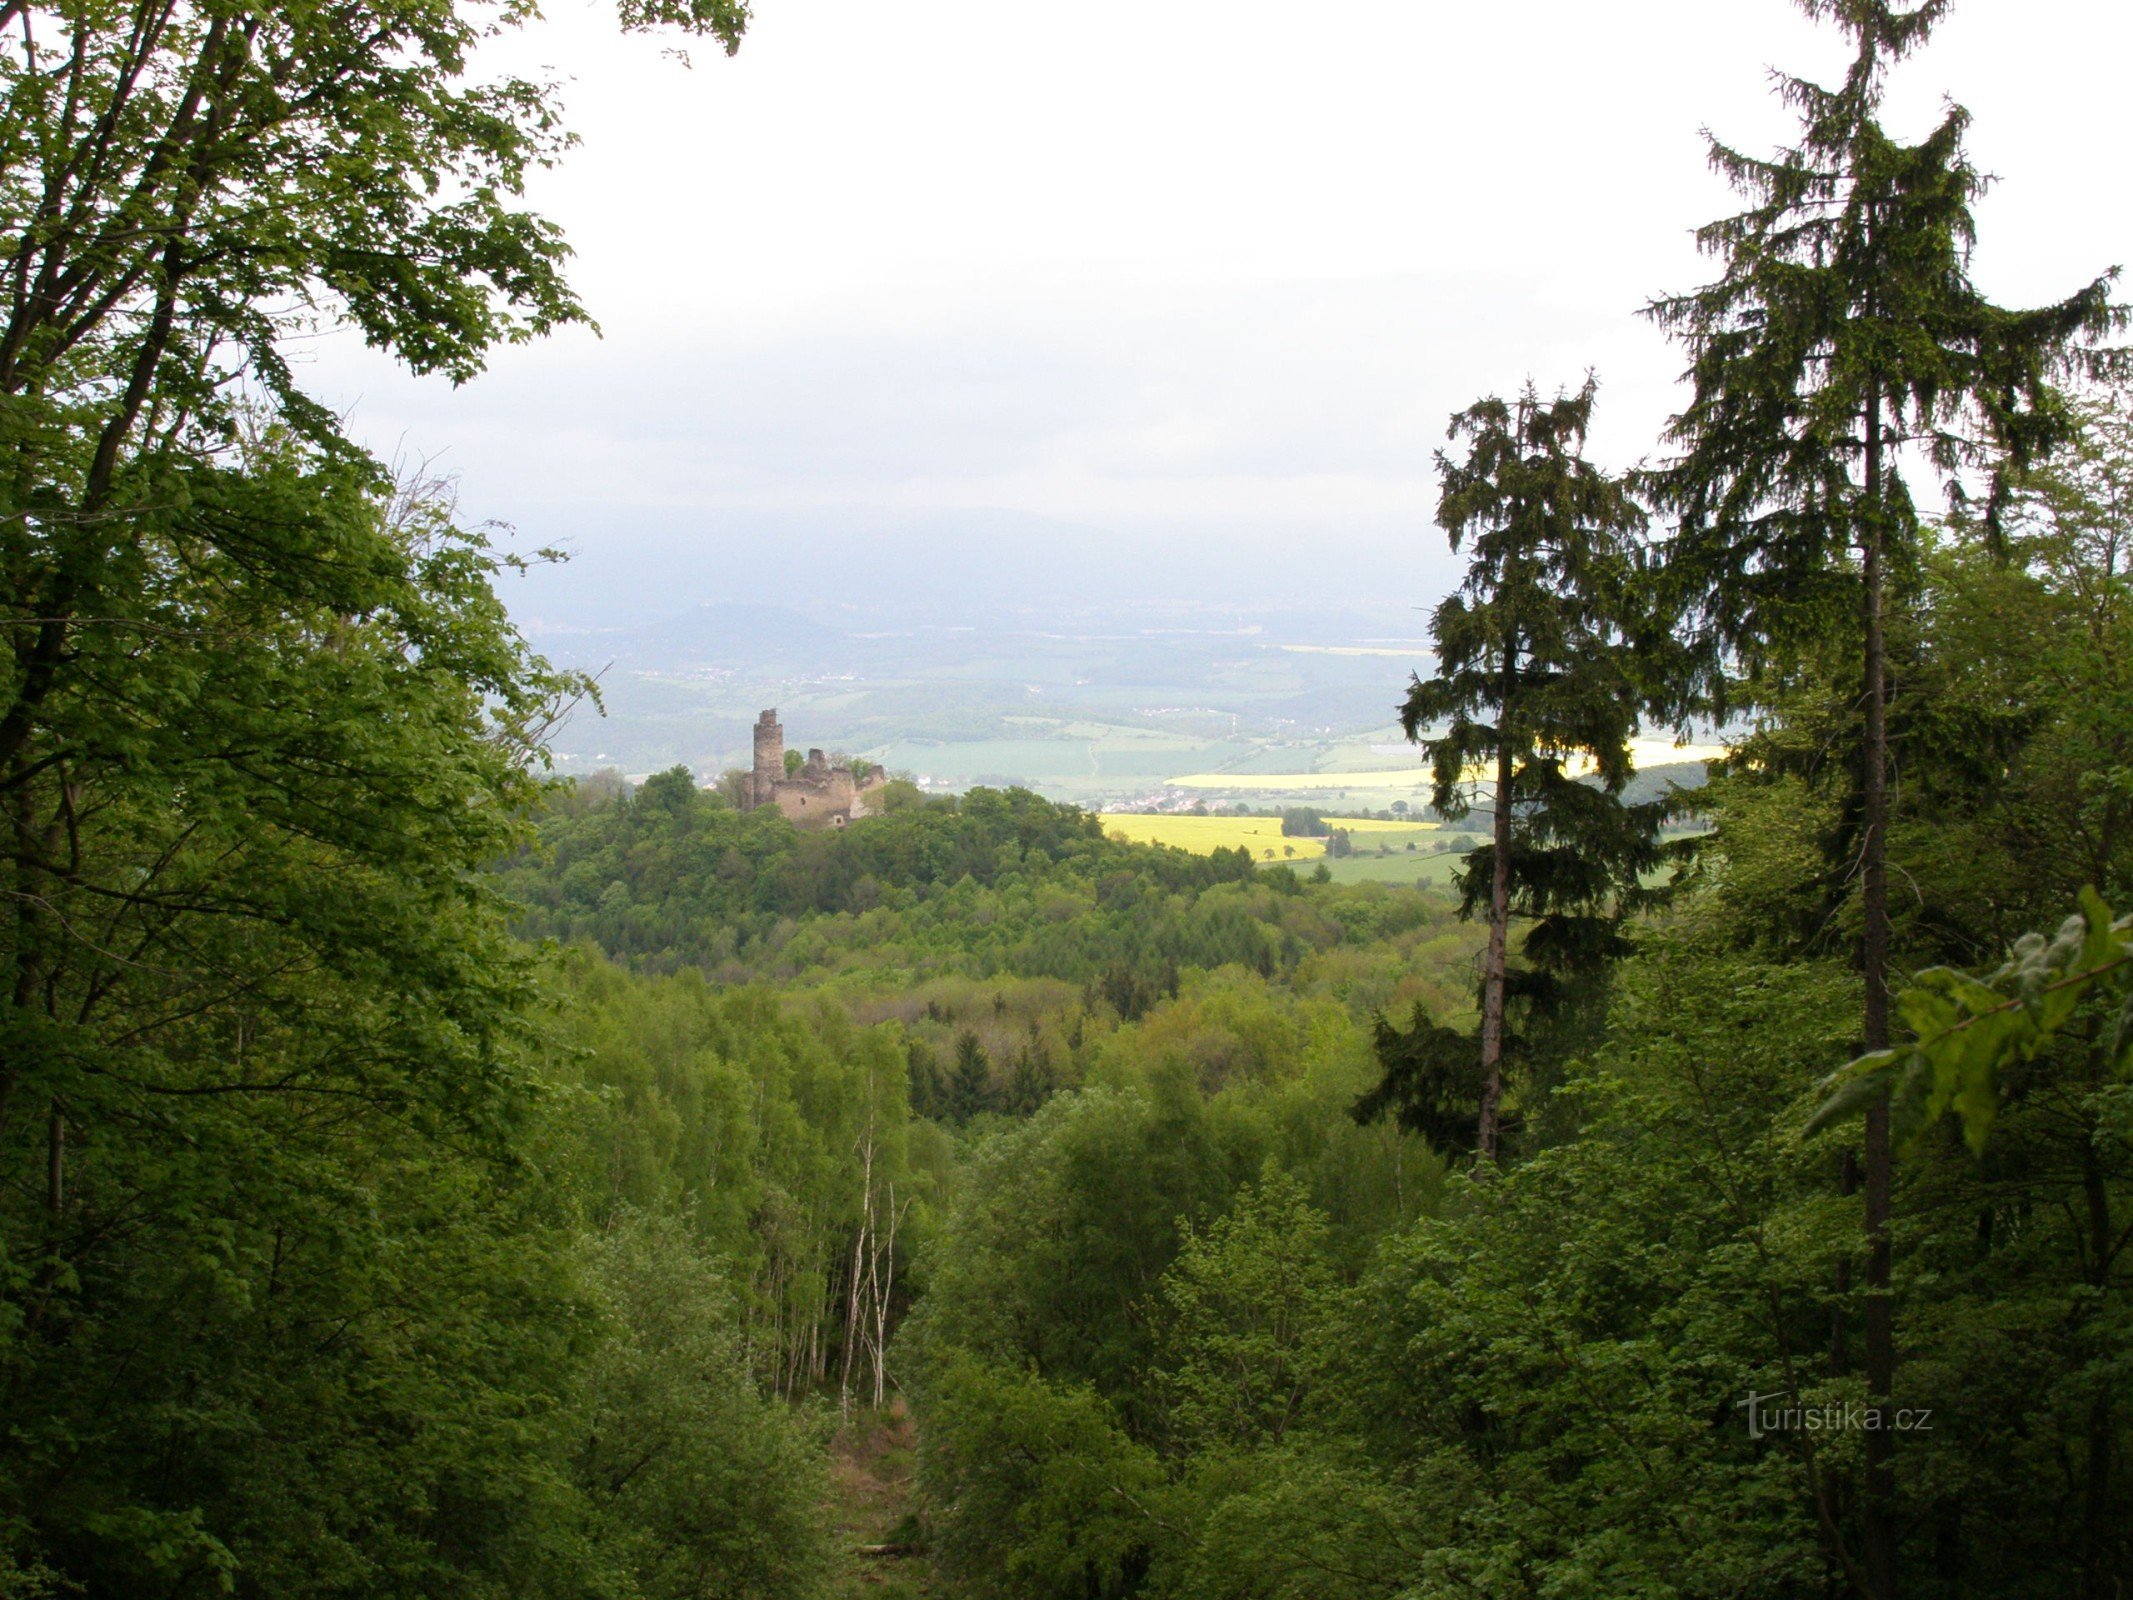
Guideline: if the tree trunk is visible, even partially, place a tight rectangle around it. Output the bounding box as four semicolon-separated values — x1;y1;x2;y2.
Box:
1477;664;1515;1163
869;1184;903;1409
1860;381;1897;1600
46;1100;63;1215
2080;1052;2117;1599
1831;1149;1855;1378
840;1129;874;1418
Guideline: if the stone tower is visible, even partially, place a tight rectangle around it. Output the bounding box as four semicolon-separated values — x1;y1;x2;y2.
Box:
751;709;783;810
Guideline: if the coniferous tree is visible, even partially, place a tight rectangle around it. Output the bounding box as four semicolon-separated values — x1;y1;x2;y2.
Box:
1646;5;2120;1585
906;1038;945;1122
1352;1002;1483;1153
1391;378;1661;1162
947;1030;994;1124
1005;1032;1056;1116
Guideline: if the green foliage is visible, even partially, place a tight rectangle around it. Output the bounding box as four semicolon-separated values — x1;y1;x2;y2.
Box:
1330;937;1865;1597
920;1358;1163;1600
881;396;2133;1595
541;956;939;1402
1154;1167;1336;1453
0;2;831;1592
0;450;591;1594
8;5;2131;1600
903;977;1433;1596
574;1219;833;1600
909;1078;1228;1416
1278;808;1329;838
1812;888;2133;1153
907;863;2133;1596
947;1031;996;1124
1645;14;2125;1584
1003;1031;1060;1116
1351;1002;1485;1152
1407;378;1655;823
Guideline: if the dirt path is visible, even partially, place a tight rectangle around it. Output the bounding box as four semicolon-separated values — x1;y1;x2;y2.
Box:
828;1399;935;1598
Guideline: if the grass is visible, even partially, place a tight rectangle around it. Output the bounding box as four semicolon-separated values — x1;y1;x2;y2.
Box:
829;1402;934;1598
1311;848;1469;886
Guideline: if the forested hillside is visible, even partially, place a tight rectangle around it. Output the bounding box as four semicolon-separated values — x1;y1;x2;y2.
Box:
4;1;2132;1599
514;782;1467;1417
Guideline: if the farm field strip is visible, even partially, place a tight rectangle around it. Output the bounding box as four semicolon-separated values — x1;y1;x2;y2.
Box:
1165;737;1728;792
1165;769;1432;791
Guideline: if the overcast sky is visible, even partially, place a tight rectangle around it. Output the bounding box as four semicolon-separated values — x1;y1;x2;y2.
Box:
306;0;2133;623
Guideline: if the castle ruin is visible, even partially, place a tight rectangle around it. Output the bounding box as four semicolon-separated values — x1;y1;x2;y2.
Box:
743;709;887;829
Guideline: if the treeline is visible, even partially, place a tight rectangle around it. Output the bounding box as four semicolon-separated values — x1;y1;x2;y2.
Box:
517;784;1483;1427
909;655;2133;1595
887;443;2133;1595
498;776;1456;987
542;900;1464;1398
892;3;2133;1596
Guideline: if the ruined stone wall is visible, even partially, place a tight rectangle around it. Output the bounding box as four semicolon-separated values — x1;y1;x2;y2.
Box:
749;710;783;811
772;751;858;826
848;773;889;821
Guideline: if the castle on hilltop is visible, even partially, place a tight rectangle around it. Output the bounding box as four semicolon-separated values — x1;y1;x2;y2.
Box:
742;709;886;829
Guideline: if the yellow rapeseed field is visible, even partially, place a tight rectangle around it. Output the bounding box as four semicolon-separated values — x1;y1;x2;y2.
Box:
1099;813;1441;861
1099;813;1326;860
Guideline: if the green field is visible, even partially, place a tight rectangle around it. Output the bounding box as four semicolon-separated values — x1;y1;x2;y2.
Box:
1309;847;1471;886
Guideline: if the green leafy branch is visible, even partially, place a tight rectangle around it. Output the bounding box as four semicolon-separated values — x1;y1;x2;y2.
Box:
1807;888;2133;1154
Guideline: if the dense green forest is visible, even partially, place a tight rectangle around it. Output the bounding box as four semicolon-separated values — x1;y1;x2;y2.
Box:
5;1;2133;1598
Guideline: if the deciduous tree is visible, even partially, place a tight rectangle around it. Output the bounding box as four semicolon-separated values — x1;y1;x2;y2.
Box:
0;1;753;1586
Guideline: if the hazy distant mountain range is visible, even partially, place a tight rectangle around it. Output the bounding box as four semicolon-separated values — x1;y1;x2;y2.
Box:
499;506;1452;634
501;509;1458;794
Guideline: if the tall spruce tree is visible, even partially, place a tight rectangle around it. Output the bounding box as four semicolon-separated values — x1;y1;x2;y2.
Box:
1391;378;1661;1163
948;1030;995;1124
1645;2;2121;1590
